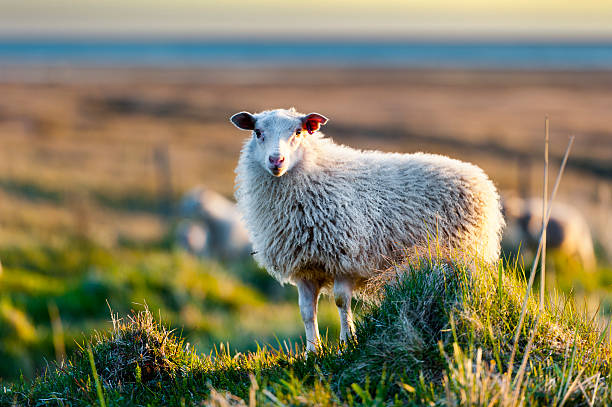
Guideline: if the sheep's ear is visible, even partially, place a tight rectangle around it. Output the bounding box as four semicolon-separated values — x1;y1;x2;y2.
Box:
230;112;256;130
302;113;328;134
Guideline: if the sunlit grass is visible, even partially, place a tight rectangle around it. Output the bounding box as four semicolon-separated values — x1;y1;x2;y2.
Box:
2;256;610;406
0;242;338;380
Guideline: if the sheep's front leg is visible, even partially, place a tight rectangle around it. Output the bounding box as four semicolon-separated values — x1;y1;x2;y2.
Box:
297;279;321;352
334;276;355;343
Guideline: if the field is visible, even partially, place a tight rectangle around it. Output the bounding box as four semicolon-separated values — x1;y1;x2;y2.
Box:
0;66;611;390
1;68;611;248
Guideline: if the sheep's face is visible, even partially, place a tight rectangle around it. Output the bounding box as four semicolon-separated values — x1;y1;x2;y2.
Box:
230;109;328;177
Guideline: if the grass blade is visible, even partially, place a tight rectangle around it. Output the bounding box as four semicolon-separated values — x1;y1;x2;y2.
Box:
87;344;106;407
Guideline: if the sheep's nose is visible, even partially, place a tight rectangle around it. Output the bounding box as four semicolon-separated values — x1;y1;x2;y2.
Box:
269;155;285;166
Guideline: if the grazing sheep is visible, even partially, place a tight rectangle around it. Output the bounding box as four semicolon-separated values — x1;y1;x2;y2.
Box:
231;108;504;351
503;196;596;271
175;220;210;257
177;186;252;260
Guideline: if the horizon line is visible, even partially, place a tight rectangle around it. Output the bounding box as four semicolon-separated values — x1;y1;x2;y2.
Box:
1;34;612;44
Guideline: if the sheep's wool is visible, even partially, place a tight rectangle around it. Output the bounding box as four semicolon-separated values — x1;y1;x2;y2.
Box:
235;130;504;286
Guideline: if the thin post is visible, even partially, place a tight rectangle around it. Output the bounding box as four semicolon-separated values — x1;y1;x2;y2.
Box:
153;144;173;219
511;119;552;400
541;117;549;308
503;135;574;396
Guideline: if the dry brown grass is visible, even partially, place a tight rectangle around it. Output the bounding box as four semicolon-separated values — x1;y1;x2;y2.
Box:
0;67;610;253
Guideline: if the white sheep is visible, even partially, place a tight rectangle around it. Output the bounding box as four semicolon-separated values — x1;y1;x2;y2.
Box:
175;219;210;257
231;108;504;351
177;186;252;260
503;196;596;271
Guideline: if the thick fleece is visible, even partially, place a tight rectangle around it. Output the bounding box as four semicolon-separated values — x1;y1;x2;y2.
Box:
235;115;504;288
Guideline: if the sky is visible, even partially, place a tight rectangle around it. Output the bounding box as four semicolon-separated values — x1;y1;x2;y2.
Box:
1;0;611;40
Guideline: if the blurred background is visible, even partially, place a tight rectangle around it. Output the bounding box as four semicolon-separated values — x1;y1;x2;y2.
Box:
0;0;611;381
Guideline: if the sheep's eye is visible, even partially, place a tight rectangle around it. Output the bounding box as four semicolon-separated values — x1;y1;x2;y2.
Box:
254;129;262;139
295;129;301;136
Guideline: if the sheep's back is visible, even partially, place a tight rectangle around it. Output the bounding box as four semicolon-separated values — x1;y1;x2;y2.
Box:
361;152;503;263
235;145;503;285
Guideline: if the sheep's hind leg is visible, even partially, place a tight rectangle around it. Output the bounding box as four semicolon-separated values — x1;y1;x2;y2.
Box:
297;279;322;352
334;276;355;343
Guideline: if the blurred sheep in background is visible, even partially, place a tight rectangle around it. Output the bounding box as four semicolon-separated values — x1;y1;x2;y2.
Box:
503;195;597;272
175;220;210;257
176;186;252;260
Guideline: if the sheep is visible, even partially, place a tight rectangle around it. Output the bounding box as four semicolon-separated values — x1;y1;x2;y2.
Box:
230;108;505;351
503;196;596;271
175;219;210;257
177;186;252;260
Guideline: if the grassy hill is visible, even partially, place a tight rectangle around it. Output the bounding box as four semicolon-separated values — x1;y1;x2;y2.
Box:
3;257;610;406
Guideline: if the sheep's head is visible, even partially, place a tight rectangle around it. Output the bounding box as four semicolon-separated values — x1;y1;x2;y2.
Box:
230;108;328;177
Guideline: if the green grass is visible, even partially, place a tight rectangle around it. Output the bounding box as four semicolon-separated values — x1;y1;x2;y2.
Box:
0;241;338;381
3;257;610;406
